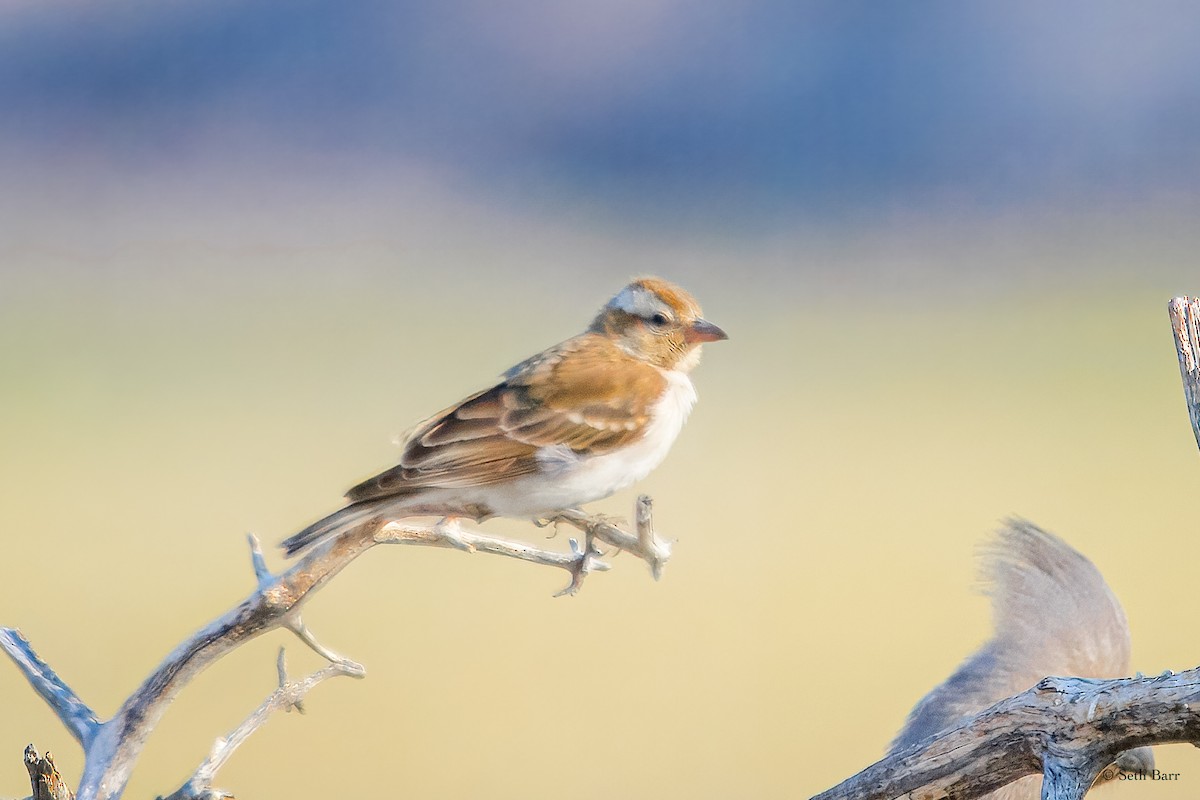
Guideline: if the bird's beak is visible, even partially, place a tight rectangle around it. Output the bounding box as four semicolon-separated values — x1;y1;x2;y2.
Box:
685;318;728;343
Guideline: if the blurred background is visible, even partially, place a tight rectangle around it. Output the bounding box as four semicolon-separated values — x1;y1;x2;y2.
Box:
2;1;1199;797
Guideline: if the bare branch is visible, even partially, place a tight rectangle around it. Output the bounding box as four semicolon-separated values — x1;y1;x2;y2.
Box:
69;525;375;799
25;745;75;800
812;669;1200;800
372;516;617;596
552;494;671;580
4;501;660;800
554;537;609;597
1168;296;1200;451
1041;760;1104;800
0;631;99;748
282;615;365;675
246;533;272;588
374;519;579;569
159;648;359;800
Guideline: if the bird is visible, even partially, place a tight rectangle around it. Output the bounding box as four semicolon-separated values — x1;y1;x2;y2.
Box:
889;519;1153;800
280;277;727;557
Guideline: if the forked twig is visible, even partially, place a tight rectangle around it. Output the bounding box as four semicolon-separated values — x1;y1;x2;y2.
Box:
159;648;359;800
2;500;665;799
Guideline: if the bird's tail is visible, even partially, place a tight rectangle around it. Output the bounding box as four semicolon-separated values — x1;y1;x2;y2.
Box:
280;500;392;557
891;519;1131;751
981;518;1130;675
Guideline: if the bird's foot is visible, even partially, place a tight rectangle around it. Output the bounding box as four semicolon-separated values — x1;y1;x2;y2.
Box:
532;515;562;539
585;511;626;528
540;509;625;533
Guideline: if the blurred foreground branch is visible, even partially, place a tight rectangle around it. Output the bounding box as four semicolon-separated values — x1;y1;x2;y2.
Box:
812;670;1199;800
2;499;667;800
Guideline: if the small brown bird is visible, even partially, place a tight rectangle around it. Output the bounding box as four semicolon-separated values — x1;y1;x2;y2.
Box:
890;520;1153;800
281;277;726;556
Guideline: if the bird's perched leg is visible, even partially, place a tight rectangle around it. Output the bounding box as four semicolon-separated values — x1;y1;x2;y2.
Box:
532;515;562;539
533;511;620;551
548;497;670;580
583;510;626;556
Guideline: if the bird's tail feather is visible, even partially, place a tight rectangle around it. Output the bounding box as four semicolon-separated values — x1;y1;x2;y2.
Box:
280;500;391;557
981;517;1130;673
891;518;1130;752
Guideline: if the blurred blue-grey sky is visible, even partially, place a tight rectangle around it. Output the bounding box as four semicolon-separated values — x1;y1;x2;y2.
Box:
2;0;1199;317
3;0;1199;221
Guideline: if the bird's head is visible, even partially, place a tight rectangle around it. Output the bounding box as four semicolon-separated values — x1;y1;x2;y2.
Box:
590;277;728;371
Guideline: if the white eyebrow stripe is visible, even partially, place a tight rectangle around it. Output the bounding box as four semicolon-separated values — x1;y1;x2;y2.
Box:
610;286;668;318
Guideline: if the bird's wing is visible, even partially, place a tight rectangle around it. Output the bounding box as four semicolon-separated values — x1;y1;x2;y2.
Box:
345;333;667;501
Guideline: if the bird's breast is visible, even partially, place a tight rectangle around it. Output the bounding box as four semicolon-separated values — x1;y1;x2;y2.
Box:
532;370;696;500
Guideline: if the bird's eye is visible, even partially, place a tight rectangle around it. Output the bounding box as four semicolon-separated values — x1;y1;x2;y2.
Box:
649;313;669;327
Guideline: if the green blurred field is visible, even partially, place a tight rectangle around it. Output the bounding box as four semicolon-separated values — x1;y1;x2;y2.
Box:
2;194;1199;798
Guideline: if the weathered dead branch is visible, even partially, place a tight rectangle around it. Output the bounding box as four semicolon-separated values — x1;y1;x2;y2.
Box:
813;670;1199;800
2;499;667;800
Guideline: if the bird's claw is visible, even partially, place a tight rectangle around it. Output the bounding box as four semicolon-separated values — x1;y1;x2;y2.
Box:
586;512;626;529
533;516;564;539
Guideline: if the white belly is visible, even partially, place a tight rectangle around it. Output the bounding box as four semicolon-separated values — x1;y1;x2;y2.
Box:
479;370;697;517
